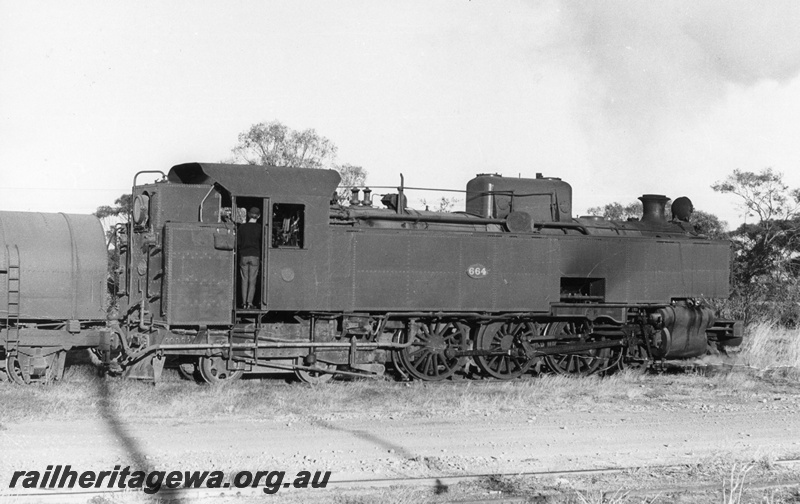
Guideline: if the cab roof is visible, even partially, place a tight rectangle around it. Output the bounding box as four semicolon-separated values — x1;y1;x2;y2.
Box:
168;162;341;198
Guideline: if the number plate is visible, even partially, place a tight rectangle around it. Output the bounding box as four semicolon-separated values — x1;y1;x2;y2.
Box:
467;264;488;279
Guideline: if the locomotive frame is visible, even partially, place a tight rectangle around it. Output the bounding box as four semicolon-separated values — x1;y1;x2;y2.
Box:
1;162;743;384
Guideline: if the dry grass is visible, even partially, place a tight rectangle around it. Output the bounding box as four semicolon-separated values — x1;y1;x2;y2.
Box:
721;463;753;504
737;322;800;375
0;363;795;424
1;323;799;423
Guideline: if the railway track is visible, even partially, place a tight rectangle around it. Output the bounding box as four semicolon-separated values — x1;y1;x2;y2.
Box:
4;459;799;503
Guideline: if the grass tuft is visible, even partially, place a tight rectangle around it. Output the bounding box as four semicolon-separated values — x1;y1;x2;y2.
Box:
1;330;799;424
0;362;793;423
737;323;800;377
721;463;753;504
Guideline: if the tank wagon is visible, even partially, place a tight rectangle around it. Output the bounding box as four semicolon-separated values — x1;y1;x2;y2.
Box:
0;211;109;383
1;162;743;384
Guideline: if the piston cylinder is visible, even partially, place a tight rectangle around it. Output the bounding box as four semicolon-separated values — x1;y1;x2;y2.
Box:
650;304;714;359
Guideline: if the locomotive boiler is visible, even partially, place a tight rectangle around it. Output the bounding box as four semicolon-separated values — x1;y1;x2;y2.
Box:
0;162;742;384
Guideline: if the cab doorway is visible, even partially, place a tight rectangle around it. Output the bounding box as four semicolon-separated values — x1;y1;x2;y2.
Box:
234;197;266;310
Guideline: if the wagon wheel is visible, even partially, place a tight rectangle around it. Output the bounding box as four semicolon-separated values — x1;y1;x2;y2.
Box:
475;322;537;380
542;321;619;376
395;321;469;381
294;358;335;384
5;354;29;385
197;356;244;384
4;351;64;385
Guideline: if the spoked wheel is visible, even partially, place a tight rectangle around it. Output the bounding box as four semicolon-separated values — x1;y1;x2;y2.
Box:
6;354;27;385
294;358;335;384
5;351;64;385
475;322;538;379
197;356;244;384
395;320;469;381
542;321;620;376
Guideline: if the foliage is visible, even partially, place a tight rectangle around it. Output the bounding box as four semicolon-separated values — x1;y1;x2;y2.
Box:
94;195;131;313
230;120;367;204
712;168;800;223
231;120;338;169
334;163;368;204
713;168;800;286
421;196;460;213
712;168;800;326
586;201;642;221
94;194;132;223
691;209;727;238
585;201;727;237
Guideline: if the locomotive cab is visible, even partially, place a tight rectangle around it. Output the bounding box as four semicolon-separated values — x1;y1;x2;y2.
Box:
123;163;342;333
162;163;341;315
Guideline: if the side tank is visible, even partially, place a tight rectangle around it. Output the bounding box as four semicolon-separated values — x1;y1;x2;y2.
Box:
0;211;108;322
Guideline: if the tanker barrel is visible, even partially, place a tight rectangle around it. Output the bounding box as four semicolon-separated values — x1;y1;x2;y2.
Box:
0;211;108;321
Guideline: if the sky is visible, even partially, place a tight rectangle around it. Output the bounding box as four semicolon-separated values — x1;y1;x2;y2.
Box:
2;0;800;229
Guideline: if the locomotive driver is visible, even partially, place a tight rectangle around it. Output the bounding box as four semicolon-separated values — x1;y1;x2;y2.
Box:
238;206;262;309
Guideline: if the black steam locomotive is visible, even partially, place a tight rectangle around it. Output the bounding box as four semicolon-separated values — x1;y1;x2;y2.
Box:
0;162;742;384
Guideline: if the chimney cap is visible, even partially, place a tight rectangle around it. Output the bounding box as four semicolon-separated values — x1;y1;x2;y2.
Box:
639;194;671;223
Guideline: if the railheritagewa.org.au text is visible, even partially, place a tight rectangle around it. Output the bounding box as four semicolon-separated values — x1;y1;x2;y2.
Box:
9;465;331;494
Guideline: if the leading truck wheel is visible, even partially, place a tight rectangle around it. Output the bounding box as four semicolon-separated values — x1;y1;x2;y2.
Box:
542;321;620;376
197;356;243;384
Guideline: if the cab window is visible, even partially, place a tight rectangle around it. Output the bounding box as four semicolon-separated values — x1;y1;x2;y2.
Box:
272;203;304;248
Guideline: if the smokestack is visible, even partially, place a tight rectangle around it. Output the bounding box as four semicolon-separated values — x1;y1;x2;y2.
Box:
639;194;670;223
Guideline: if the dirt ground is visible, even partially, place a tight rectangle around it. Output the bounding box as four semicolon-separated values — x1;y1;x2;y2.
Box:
2;376;800;503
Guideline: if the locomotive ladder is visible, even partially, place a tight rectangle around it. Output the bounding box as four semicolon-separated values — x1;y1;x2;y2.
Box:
5;245;20;348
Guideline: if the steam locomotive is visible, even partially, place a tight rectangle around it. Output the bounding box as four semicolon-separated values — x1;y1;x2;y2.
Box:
0;162;742;384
